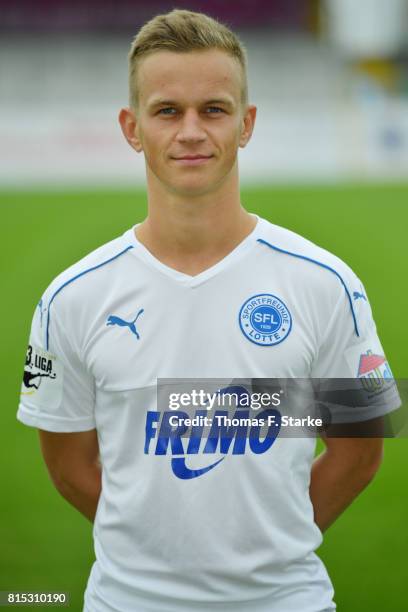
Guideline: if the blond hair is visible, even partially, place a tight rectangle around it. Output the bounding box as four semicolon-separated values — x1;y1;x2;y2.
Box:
128;9;248;109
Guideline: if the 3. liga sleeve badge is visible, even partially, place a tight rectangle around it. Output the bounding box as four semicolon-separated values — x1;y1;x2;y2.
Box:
239;293;292;346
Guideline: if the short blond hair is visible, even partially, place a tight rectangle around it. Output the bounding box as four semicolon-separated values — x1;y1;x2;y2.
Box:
128;9;248;109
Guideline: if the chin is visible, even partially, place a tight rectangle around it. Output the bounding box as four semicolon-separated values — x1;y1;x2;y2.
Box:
170;180;216;198
175;188;212;198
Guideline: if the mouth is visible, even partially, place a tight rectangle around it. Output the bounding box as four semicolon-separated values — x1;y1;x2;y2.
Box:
171;155;214;166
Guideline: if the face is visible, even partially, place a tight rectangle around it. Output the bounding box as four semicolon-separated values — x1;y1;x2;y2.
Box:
119;49;256;198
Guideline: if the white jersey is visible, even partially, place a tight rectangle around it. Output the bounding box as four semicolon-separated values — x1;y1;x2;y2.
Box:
18;216;399;612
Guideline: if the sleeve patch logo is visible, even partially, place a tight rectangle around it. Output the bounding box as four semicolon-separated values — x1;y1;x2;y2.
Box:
239;293;292;346
21;344;63;405
22;344;56;395
357;349;393;394
345;336;395;398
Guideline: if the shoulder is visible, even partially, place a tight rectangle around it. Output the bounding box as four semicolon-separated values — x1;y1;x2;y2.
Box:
256;217;361;294
255;217;366;337
41;228;135;309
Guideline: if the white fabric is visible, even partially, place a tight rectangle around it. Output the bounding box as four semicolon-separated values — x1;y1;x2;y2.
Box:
18;216;399;612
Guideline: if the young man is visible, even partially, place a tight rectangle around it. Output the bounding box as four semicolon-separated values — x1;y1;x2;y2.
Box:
18;10;399;612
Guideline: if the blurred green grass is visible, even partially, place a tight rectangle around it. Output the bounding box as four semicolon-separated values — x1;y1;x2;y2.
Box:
1;185;407;611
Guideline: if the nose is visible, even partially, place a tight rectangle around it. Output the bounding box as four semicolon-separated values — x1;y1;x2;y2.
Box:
175;109;206;144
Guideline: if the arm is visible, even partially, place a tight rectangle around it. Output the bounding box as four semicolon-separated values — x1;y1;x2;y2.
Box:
38;429;102;523
310;429;383;533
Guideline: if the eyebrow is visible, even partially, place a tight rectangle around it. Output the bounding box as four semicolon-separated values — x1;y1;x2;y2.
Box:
147;97;236;110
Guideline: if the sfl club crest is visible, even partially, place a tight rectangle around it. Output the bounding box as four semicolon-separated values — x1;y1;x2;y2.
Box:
239;293;292;346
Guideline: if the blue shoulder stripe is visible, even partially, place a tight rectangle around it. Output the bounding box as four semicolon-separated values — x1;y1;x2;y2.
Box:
46;245;134;349
257;238;359;337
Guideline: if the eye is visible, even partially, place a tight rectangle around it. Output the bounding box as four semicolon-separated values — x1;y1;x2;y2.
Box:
158;107;177;115
206;107;224;114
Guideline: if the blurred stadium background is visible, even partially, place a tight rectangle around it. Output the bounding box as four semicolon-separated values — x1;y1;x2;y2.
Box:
1;1;407;610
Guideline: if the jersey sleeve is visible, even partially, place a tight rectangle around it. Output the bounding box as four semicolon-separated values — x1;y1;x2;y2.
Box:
17;295;96;432
311;275;401;424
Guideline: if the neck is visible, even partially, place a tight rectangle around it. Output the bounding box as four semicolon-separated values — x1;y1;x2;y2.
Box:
135;164;256;275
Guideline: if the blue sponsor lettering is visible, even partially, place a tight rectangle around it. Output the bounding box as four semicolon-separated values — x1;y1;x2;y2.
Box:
144;408;281;479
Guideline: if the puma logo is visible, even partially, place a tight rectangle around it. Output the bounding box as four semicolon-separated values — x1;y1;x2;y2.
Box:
353;291;367;301
106;309;144;340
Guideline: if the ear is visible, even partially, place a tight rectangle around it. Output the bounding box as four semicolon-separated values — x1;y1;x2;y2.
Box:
118;107;143;153
239;104;257;148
